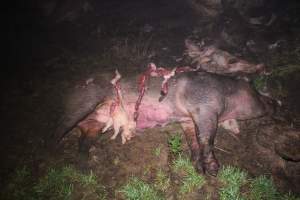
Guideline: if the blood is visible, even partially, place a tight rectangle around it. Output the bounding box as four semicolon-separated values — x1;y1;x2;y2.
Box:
109;70;122;115
134;63;197;121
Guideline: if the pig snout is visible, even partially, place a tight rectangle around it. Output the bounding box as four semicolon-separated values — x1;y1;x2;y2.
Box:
228;61;265;74
247;63;266;75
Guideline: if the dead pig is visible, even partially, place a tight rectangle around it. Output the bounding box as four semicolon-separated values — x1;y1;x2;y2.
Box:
75;71;272;176
184;39;266;76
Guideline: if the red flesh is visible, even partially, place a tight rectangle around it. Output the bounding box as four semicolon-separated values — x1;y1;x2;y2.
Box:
110;71;122;115
134;63;197;121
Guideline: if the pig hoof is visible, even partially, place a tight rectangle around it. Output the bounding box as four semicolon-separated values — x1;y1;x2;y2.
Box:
204;160;220;177
191;151;200;162
78;136;93;155
110;135;117;140
191;154;203;174
194;161;205;174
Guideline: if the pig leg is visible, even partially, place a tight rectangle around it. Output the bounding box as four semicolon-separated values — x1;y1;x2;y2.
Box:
78;120;105;154
102;118;113;133
111;122;121;140
192;107;220;176
180;121;202;172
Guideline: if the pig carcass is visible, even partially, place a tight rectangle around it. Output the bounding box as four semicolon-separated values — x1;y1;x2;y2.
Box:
184;39;265;75
74;64;272;176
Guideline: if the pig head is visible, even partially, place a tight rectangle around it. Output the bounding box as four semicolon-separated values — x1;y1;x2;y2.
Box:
76;71;270;176
184;39;266;75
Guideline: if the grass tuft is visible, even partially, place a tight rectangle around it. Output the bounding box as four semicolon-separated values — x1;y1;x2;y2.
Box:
280;193;300;200
1;166;34;200
1;165;106;200
33;167;74;200
168;133;182;155
173;155;205;194
120;177;164;200
218;166;247;200
218;166;248;186
154;169;171;192
253;75;267;91
153;145;162;157
173;154;195;174
249;175;279;200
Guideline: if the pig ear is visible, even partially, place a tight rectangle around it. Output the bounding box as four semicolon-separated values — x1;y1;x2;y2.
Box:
115;69;121;78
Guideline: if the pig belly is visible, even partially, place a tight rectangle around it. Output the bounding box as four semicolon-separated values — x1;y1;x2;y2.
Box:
129;103;177;130
220;89;265;121
120;93;187;130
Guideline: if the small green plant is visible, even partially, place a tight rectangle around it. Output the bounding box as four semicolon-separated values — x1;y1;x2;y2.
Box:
1;166;106;200
168;133;182;155
34;167;74;200
218;166;248;186
218;166;247;200
253;75;267;91
249;175;279;200
120;177;164;200
173;155;205;194
180;170;205;194
248;175;300;200
173;154;195;174
280;193;300;200
35;166;106;200
1;166;34;200
219;186;245;200
154;169;170;192
153;146;162;157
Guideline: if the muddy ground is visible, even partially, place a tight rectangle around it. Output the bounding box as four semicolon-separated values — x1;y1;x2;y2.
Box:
2;0;300;199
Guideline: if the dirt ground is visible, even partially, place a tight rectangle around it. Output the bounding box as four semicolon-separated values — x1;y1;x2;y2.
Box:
50;117;299;199
2;0;300;199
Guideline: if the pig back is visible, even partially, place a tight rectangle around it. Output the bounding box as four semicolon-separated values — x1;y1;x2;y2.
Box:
170;72;227;116
169;72;266;121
